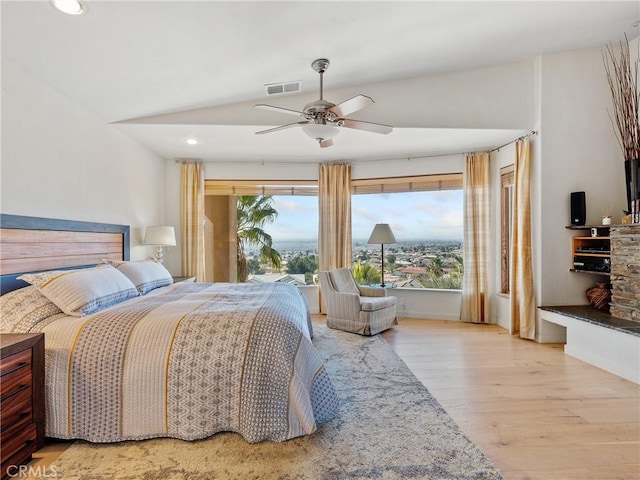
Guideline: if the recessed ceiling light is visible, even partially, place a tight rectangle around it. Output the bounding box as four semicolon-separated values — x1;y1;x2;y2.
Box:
185;138;199;145
51;0;85;15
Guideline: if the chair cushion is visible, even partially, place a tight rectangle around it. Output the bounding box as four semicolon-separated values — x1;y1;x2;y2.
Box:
330;268;360;295
360;295;397;312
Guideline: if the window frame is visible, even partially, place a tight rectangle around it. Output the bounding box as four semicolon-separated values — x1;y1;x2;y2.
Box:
205;173;464;289
351;172;464;290
500;165;515;294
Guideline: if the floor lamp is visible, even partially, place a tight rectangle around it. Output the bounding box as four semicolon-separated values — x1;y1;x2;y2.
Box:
367;223;397;287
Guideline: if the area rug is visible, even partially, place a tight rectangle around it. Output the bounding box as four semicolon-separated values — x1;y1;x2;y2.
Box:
48;324;503;480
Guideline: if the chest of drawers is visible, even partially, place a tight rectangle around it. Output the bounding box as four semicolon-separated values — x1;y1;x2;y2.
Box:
1;334;45;479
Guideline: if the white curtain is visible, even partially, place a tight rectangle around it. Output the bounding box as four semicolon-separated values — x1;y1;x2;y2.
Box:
180;162;206;282
460;152;491;323
510;139;536;339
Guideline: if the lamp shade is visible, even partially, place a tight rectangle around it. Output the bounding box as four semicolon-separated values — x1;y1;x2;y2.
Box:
301;123;339;141
367;223;396;244
144;226;176;246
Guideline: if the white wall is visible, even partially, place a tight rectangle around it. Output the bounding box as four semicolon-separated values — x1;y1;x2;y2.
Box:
487;46;624;340
1;61;167;262
536;47;624;311
388;287;461;321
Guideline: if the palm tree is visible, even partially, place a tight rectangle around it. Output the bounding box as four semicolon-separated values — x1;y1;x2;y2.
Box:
236;195;282;282
419;255;463;289
426;255;444;276
352;261;381;286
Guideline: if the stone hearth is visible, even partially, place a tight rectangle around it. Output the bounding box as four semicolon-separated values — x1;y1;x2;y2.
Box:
610;224;640;322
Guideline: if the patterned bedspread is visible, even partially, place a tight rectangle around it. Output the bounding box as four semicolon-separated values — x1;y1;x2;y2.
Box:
31;282;339;443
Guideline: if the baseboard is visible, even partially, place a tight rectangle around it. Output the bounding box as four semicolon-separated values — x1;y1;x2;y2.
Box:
400;310;461;321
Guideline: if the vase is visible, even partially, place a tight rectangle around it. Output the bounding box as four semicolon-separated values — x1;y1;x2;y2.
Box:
586;282;611;312
624;158;639;222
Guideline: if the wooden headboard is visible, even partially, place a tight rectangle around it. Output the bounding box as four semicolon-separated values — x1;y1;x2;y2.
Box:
0;214;130;294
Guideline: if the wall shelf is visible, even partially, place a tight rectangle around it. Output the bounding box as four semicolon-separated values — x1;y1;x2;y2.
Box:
567;226;611;275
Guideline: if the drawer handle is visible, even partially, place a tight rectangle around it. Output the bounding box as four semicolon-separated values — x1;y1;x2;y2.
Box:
1;362;30;377
0;412;29;432
0;383;30;402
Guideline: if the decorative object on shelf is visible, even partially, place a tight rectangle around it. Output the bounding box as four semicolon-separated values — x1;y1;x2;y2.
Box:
367;223;396;287
143;226;176;264
601;205;612;225
603;35;639;223
586;282;611;312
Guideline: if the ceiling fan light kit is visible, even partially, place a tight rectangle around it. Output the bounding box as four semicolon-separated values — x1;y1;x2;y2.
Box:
302;123;339;141
255;58;393;148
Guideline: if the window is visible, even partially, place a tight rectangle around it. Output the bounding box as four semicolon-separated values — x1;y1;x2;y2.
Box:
351;174;463;289
204;174;463;289
204;179;317;284
500;165;515;294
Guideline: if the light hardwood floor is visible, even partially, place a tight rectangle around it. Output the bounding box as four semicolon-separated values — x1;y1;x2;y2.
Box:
25;316;640;480
381;317;640;480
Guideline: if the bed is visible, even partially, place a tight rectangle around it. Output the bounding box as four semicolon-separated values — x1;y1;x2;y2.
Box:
0;214;339;443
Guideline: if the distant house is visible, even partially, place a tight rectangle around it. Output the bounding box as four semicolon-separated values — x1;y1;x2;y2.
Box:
398;266;427;276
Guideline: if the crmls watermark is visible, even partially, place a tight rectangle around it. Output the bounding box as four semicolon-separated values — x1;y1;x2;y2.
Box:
6;465;58;478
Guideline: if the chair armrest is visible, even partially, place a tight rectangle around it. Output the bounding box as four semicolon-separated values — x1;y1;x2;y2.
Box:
358;286;386;297
325;291;362;317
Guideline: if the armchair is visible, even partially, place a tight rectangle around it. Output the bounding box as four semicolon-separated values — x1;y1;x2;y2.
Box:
319;268;398;335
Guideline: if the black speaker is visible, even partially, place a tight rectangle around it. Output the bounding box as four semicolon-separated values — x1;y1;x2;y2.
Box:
570;191;586;226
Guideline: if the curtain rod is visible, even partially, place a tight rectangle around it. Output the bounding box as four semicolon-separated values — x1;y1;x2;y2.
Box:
174;130;538;165
489;130;538;153
175;151;464;166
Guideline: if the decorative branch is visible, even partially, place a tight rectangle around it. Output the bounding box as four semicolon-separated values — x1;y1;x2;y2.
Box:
603;34;640;161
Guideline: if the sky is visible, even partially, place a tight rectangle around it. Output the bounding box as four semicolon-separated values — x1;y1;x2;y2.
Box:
264;190;463;242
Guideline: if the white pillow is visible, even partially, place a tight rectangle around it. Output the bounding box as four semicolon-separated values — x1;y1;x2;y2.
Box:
18;265;139;317
0;286;63;333
107;260;173;295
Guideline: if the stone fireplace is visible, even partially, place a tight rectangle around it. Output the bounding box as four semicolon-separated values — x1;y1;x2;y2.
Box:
610;224;640;322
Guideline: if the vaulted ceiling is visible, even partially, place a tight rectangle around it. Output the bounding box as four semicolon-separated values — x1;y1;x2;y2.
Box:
2;1;638;163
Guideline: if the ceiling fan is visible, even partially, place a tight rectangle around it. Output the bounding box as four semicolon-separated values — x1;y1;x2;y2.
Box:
254;58;393;148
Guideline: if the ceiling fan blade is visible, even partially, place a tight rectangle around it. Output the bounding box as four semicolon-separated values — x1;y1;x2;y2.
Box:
255;121;309;135
319;139;334;148
328;94;374;117
254;104;305;116
339;118;393;134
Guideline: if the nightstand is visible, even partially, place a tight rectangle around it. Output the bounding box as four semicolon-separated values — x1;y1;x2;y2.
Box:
1;333;45;479
172;276;196;283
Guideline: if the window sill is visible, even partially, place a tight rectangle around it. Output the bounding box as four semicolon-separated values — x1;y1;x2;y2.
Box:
387;287;462;293
496;293;510;299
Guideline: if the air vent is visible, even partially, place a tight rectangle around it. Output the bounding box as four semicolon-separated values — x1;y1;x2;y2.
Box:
265;81;301;96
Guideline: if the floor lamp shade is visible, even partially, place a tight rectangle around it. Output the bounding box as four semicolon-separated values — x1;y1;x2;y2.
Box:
367;223;397;287
367;223;397;245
